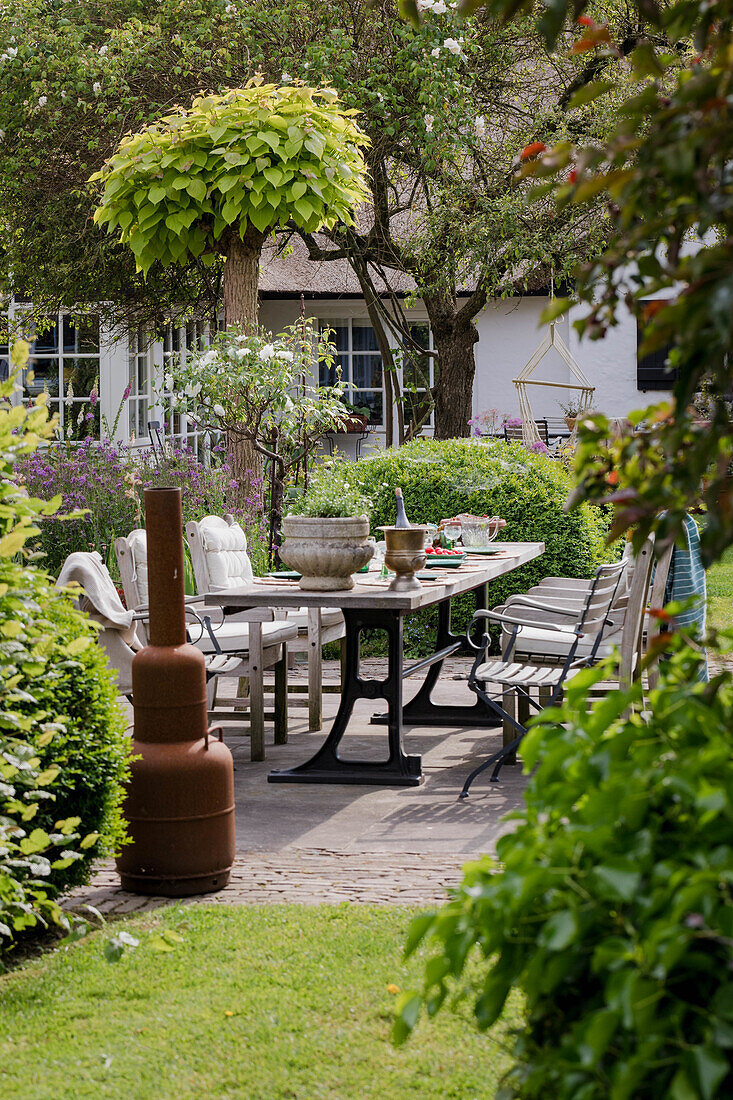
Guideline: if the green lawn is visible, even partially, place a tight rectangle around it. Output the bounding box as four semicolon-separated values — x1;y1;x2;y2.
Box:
0;905;518;1100
707;548;733;632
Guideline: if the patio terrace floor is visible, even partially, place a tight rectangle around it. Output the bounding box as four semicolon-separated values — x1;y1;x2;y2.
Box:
67;659;529;913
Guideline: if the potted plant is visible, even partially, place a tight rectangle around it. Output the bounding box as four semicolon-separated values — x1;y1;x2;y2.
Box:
335;400;371;433
280;481;373;590
558;399;595;432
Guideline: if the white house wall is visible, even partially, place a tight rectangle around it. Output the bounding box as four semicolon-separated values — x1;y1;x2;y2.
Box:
84;293;668;446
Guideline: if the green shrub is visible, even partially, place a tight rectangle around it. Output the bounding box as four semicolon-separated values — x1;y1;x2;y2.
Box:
312;439;613;654
19;598;129;891
0;356;129;960
396;636;733;1099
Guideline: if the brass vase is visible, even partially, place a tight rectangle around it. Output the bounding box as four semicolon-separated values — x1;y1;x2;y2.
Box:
380;526;428;593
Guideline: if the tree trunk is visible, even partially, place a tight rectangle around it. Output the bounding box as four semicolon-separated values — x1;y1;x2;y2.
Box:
223;223;267;506
425;293;479;439
223;224;267;328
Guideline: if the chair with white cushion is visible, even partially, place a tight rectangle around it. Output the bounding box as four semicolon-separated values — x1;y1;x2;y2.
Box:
483;537;659;760
185;515;346;731
115;527;297;760
460;558;629;796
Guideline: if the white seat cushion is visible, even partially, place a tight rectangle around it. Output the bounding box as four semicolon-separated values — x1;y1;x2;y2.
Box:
199;517;254;591
504;624;621;661
285;608;345;632
128;528;149;605
193;619;297;654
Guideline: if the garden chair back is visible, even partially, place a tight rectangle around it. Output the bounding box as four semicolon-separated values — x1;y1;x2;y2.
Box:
115;528;296;759
186;515;346;732
504;418;549;445
56;551;147;698
461;557;628;794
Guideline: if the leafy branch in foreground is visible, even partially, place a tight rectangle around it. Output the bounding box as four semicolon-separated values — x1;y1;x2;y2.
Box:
395;634;733;1099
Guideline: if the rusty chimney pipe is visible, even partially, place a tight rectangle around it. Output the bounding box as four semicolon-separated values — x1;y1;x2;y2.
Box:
116;487;235;896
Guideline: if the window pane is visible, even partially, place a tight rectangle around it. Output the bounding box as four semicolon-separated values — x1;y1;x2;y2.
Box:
355;389;383;425
403;349;431;389
408;323;430;350
137;401;148;438
69;400;100;438
352;322;378;352
26;358;59;398
33;319;59;355
137;355;147;391
63;315;100;354
323;323;349;352
406;389;432;428
63;358;98;397
319;359;339;387
352;354;382;389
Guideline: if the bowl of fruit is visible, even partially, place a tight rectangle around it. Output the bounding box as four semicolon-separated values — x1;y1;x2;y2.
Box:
424;545;466;568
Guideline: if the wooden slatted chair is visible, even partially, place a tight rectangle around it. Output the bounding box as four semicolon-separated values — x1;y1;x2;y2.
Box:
460;559;628;796
114;529;297;761
185;515;346;731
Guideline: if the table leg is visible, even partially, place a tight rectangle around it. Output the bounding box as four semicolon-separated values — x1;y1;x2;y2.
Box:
268;607;422;786
372;585;502;729
307;607;323;732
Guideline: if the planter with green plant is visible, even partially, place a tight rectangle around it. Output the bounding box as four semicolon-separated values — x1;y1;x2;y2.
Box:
280;480;373;590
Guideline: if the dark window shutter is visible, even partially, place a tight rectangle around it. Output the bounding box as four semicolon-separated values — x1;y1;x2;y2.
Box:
637;315;676;391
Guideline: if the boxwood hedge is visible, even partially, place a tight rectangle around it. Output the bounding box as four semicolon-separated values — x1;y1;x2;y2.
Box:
0;355;129;960
309;439;613;653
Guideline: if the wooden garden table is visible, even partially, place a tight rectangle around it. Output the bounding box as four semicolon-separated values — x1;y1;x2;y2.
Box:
205;541;544;787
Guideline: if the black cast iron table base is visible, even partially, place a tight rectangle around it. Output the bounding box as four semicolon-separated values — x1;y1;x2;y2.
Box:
268;583;498;787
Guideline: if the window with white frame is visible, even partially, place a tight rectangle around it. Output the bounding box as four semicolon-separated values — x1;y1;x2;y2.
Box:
318;315;435;434
162;320;216;457
319;318;384;425
24;314;101;438
400;321;435;432
127;326;153;442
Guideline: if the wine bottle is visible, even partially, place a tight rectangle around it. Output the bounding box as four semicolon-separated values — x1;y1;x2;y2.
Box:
395;487;411;528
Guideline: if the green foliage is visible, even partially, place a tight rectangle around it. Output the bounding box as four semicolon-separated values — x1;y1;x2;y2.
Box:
91;79;369;276
310;437;612;600
287;478;371;519
500;4;733;563
396;636;733;1098
18;435;265;579
0;357;129;959
0;905;521;1099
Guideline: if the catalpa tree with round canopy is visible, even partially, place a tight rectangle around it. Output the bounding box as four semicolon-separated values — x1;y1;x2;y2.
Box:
91;79;370;326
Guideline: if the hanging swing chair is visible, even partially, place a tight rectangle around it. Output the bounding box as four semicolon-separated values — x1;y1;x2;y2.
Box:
513;320;594;448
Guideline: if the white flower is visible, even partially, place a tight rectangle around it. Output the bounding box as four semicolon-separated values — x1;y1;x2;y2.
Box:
37;95;47;107
170;394;179;409
93;82;101;94
281;71;292;83
225;2;236;11
200;349;218;365
235;348;249;360
164;372;174;391
443;37;462;54
425;114;434;133
416;0;435;10
184;381;201;398
98;44;108;56
235;334;248;344
0;130;5;142
432;0;448;12
475;115;487;137
283;396;294;413
213;403;225;418
259;343;275;360
431;47;441;57
275;350;294;361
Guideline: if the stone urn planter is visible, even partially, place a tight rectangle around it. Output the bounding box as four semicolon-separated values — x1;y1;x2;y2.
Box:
280;514;373;590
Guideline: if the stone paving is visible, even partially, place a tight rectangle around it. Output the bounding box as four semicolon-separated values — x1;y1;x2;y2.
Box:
66;658;525;915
